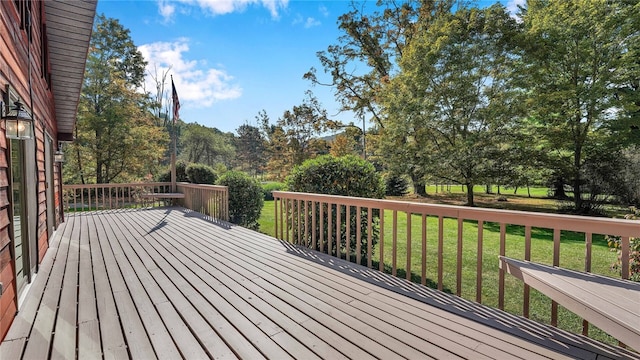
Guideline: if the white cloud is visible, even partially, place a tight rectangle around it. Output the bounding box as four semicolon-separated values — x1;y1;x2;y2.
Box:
506;0;526;18
158;0;176;22
139;39;242;110
318;5;329;17
304;17;320;28
158;0;289;21
292;14;320;28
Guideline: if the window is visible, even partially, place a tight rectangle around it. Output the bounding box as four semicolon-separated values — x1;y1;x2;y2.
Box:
13;0;32;42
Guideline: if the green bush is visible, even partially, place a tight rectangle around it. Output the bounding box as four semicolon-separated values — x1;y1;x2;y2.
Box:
218;171;264;230
156;161;188;182
262;182;285;201
186;163;217;184
384;173;409;196
286;155;384;263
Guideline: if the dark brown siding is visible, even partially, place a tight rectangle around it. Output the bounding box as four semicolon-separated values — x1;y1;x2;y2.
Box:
0;0;63;340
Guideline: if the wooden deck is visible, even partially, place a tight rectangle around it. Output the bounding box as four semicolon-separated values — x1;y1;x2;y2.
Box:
1;207;637;359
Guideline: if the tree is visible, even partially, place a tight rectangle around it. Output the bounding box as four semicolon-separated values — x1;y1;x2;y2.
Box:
179;123;235;167
235;123;266;177
382;4;522;205
277;91;331;166
68;15;167;184
306;1;454;194
521;0;639;212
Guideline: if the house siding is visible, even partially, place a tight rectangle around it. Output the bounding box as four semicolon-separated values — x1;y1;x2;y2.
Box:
0;0;64;340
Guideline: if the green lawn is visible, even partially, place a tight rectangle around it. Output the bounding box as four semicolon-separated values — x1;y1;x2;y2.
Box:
258;199;620;345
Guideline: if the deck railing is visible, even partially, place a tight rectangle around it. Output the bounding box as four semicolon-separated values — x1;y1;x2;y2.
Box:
272;191;640;344
176;183;229;221
63;182;173;211
62;182;228;221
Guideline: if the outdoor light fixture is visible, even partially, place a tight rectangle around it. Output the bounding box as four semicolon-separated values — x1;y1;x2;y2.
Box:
54;149;64;163
2;100;34;140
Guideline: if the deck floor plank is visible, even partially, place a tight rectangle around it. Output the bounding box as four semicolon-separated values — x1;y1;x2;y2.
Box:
96;213;182;360
107;216;211;360
21;214;76;360
2;207;639;360
93;214;157;359
122;209;348;360
86;213;129;360
76;213;102;360
161;220;434;359
129;209;381;360
196;219;605;360
161;211;514;359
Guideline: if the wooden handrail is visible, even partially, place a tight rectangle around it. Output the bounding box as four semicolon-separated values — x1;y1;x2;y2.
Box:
272;190;640;347
62;182;229;221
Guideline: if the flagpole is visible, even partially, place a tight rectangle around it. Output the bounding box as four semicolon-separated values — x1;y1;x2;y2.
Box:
170;75;177;192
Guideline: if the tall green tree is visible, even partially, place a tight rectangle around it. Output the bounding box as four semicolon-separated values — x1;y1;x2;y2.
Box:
179;123;235;167
276;91;332;166
521;0;639;211
305;1;454;194
382;4;522;205
68;15;167;184
235;123;266;177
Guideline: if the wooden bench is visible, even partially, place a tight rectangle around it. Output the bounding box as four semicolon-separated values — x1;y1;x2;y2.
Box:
499;256;640;350
139;193;185;205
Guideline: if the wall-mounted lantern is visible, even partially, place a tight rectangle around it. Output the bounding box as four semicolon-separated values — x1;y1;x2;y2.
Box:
2;100;34;140
54;142;65;163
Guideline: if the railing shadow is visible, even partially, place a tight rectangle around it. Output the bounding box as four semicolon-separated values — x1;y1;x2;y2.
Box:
278;240;635;360
174;207;232;230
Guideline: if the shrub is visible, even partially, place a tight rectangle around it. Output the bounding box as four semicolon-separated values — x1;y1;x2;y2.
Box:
186;163;217;184
218;171;264;230
607;207;640;281
286;155;384;198
286;155;384;263
262;182;285;201
156;161;188;182
384;173;409;196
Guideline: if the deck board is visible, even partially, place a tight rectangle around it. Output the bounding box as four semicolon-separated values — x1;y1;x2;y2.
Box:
2;207;639;360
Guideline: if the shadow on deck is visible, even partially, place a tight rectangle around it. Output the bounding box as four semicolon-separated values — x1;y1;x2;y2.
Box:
1;207;636;359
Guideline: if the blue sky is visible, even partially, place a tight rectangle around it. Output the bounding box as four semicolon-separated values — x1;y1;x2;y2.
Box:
96;0;524;134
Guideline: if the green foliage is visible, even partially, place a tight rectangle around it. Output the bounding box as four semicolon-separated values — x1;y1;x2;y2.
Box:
262;182;285;201
235;123;267;177
185;163;217;184
180;123;236;167
156;161;188;183
286;155;384;198
384;173;409;196
607;207;640;281
286;155;384;262
218;171;264;230
66;15;167;184
522;0;638;211
381;4;522;206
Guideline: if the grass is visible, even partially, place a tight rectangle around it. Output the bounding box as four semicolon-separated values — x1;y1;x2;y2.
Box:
257;197;623;346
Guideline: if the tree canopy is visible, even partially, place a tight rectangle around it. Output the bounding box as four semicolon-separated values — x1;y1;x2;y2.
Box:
66;15;167;184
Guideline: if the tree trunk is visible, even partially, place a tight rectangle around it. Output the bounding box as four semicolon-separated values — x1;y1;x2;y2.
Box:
513;186;518;195
574;143;583;211
413;179;427;197
466;182;475;206
497;185;501;195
